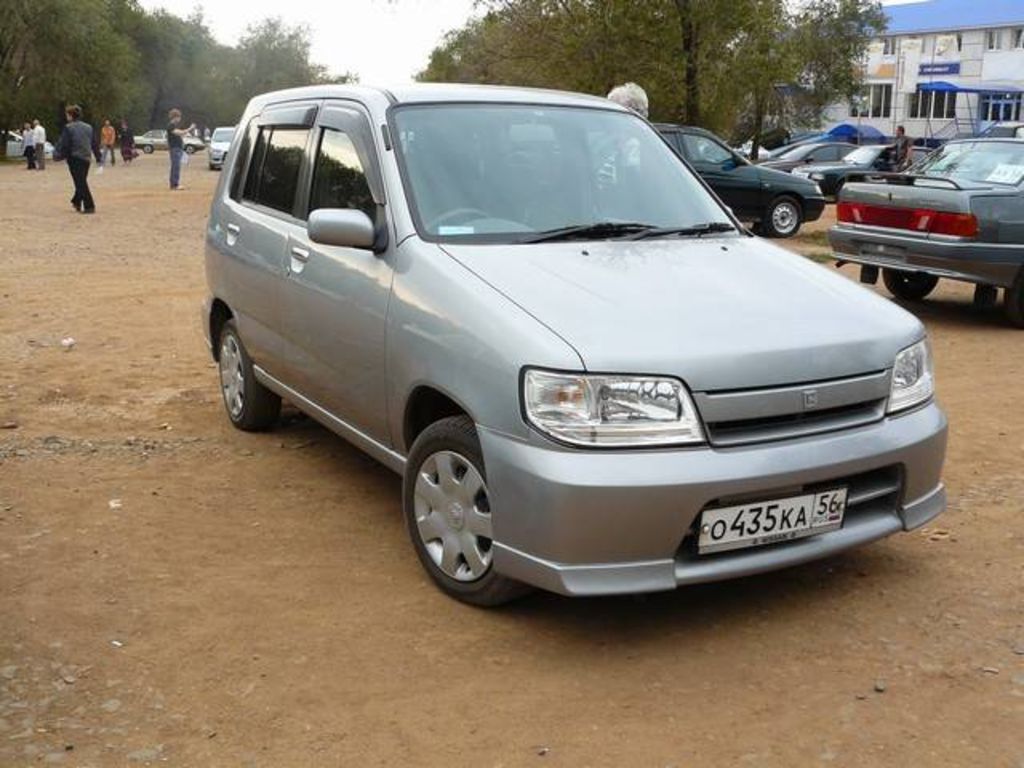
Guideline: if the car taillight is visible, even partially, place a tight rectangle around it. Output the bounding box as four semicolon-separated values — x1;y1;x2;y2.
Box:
838;202;977;238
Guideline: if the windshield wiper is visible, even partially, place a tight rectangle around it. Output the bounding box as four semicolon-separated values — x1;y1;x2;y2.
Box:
520;221;656;243
626;222;736;240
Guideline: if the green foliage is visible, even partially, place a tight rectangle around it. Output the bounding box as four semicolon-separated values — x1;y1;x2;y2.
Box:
418;0;885;139
0;2;345;154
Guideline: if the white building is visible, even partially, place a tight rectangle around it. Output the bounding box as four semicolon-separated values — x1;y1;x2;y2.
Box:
824;0;1024;139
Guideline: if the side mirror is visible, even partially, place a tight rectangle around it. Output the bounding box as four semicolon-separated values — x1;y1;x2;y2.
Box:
308;208;375;249
721;157;738;171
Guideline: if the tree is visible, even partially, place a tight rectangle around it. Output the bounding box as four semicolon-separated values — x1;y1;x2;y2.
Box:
0;0;139;146
417;0;885;140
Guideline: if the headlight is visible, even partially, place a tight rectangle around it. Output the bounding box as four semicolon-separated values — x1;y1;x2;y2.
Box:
522;369;705;447
809;172;825;181
888;339;934;414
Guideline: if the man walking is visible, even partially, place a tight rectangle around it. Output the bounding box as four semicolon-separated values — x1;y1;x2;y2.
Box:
22;123;36;170
57;105;102;214
33;120;46;170
166;108;195;190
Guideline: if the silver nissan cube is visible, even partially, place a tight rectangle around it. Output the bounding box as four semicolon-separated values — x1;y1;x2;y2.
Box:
202;84;947;606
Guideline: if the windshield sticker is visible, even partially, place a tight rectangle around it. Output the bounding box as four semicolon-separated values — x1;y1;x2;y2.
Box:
437;225;475;235
987;164;1024;184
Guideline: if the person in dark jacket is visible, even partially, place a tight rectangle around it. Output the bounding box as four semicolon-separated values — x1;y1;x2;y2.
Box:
56;105;101;214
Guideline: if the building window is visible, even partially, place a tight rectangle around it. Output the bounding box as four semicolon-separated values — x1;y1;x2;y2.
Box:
851;84;894;118
986;29;1002;50
980;94;1023;122
1013;28;1024;49
908;88;957;120
882;37;897;55
956;32;963;52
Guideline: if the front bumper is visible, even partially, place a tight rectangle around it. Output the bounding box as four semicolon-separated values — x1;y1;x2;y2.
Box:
829;223;1022;287
480;402;947;596
802;194;826;223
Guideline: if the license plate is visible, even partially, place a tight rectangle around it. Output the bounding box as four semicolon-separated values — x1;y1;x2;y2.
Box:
697;488;847;555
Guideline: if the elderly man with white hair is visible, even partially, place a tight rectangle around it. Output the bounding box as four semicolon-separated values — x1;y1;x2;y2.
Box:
607;82;649;119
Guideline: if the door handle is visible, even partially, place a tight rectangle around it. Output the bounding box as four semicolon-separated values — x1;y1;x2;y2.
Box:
290;246;310;263
226;223;240;235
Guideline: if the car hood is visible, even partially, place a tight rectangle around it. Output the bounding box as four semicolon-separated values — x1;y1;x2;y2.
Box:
756;165;822;195
441;236;922;391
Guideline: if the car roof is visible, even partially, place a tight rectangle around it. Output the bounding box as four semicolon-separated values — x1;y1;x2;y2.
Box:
251;83;628;113
946;136;1024;144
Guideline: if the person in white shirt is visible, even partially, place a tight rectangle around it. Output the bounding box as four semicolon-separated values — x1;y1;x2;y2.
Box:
33;120;45;170
22;122;36;170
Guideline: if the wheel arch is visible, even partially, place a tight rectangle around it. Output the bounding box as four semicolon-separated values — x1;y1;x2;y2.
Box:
403;385;474;454
208;298;233;361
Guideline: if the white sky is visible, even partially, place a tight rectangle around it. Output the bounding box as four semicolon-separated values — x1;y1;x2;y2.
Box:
140;0;916;84
138;0;480;84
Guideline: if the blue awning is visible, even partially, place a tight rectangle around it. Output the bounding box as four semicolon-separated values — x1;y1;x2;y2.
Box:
918;81;1024;94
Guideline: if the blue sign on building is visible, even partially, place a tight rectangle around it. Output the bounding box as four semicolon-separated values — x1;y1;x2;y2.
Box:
919;62;961;75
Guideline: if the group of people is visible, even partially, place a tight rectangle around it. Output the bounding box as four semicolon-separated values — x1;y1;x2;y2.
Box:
96;119;138;166
35;105;196;215
19;120;47;170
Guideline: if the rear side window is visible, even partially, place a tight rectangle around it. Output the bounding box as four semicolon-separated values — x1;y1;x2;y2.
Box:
241;127;310;214
309;128;375;219
681;133;732;164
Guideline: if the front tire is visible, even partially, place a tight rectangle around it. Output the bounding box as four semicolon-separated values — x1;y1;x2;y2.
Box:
184;145;196;155
403;416;531;607
142;145;154;154
882;269;939;301
216;320;281;431
762;195;802;238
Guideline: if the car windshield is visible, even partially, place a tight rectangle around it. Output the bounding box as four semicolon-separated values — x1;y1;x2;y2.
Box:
913;141;1024;186
844;146;881;165
212;128;234;142
391;104;733;243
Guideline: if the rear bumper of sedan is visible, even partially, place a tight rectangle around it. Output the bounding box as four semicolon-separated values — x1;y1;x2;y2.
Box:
830;224;1023;287
480;402;947;596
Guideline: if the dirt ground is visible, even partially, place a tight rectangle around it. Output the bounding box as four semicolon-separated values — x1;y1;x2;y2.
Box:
1;155;1022;767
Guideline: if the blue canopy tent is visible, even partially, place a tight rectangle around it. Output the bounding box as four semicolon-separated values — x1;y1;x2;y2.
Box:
827;123;887;144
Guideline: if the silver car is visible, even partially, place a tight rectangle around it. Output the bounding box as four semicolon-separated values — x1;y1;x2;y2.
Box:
202;84;948;605
207;126;235;170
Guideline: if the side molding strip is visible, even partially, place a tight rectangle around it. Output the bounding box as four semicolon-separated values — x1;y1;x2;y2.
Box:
253;366;406;474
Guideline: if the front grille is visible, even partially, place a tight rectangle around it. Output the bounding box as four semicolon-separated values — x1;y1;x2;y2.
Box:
676;465;902;562
706;398;887;445
695;371;890;447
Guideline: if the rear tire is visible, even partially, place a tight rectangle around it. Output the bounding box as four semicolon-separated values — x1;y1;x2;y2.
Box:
882;269;939;301
762;195;802;238
216;319;281;431
1005;270;1024;329
403;415;531;607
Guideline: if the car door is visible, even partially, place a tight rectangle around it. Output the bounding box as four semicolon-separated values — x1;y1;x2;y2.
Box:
213;103;319;379
679;131;762;218
278;101;392;442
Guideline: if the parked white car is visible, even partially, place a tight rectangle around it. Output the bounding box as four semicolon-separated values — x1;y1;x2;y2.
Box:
207;126;235;170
